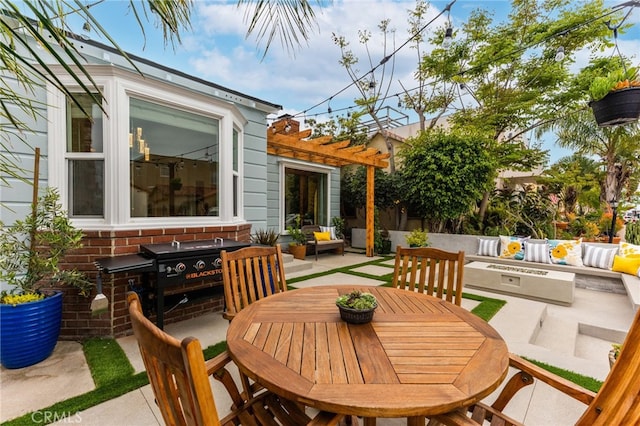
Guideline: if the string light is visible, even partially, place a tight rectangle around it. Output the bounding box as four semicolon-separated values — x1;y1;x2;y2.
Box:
442;26;453;49
288;1;636;122
555;46;565;62
288;0;458;121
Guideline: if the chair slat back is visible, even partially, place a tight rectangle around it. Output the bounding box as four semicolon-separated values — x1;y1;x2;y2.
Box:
392;246;465;306
221;245;287;320
127;292;221;426
576;305;640;426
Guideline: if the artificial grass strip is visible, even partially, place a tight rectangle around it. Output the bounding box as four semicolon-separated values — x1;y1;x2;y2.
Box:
2;372;149;426
286;256;394;286
465;293;506;322
83;337;134;387
202;340;227;360
3;341;228;426
523;357;603;393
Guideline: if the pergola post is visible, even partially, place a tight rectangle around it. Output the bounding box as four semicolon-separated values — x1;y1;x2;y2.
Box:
366;165;375;257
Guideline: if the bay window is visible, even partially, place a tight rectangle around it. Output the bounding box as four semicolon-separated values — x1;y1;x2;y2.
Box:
51;70;245;228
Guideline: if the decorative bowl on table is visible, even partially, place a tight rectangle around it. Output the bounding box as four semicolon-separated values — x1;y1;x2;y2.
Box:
335;291;378;324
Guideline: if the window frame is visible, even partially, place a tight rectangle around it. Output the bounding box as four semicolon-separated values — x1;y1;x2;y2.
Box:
47;68;246;230
278;159;334;234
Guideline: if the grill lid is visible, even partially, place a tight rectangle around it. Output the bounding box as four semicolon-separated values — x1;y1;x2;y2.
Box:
140;240;250;260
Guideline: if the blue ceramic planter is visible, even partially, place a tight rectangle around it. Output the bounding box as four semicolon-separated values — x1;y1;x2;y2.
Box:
0;291;63;369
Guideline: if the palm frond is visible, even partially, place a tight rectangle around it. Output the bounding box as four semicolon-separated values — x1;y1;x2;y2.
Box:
238;0;325;59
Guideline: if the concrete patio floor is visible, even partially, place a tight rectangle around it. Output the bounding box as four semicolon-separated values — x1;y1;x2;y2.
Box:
1;251;635;425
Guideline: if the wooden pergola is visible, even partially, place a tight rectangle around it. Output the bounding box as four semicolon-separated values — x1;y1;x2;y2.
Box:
268;118;389;257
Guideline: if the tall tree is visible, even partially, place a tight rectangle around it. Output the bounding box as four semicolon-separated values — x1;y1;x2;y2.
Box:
398;130;494;232
419;0;620;219
537;154;602;215
536;108;640;205
332;19;399;172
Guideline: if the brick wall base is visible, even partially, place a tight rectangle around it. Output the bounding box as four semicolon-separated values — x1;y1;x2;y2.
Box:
58;224;251;340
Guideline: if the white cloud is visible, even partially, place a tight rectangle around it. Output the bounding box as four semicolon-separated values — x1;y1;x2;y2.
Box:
94;0;638;144
195;2;246;36
185;1;451;116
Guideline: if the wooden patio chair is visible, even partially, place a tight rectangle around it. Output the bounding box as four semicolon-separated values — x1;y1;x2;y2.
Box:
127;292;344;426
220;245;288;321
430;304;640;426
392;246;465;306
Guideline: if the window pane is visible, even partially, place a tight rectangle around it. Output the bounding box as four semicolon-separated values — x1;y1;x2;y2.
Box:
284;168;327;227
69;160;104;217
67;94;103;153
232;129;239;172
129;98;219;217
233;175;238;217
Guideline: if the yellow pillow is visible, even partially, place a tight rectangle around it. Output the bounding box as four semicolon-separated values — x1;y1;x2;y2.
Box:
618;242;640;259
313;231;331;241
611;255;640;276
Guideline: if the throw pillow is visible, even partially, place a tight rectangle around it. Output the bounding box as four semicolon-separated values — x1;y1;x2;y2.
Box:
477;238;499;257
582;245;618;270
548;239;584;267
499;235;528;260
611;255;640;276
320;225;337;240
313;231;331;241
524;241;551;264
618;242;640;258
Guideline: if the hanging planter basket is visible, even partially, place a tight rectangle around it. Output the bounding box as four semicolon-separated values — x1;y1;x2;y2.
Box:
590;87;640;127
0;291;63;369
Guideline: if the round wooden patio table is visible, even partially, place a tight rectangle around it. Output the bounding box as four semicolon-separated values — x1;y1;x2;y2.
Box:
226;286;509;426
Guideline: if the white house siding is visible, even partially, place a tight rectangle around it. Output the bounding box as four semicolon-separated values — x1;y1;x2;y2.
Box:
242;114;269;230
1;61;49;225
266;155;281;230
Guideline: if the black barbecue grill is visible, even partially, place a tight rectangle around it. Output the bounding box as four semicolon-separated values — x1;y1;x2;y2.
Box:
95;238;250;328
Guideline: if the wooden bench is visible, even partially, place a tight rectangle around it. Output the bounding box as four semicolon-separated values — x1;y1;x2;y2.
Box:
301;225;345;260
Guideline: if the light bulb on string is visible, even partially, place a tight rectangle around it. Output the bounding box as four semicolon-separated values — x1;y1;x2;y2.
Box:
442;26;453;49
555;46;565;62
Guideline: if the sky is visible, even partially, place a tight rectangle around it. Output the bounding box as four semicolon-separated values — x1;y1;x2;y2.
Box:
59;0;640;164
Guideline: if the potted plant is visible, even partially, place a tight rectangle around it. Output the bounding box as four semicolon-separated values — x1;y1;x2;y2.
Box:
335;290;378;324
405;228;429;247
251;228;280;246
286;214;307;260
589;66;640;127
0;187;93;369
